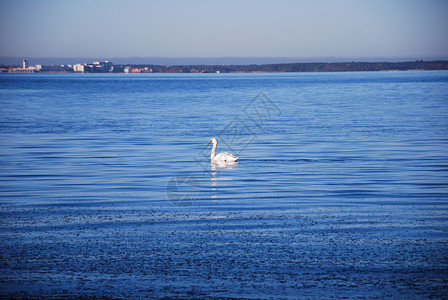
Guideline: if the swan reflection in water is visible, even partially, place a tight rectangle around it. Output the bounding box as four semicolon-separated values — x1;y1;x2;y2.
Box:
210;160;238;195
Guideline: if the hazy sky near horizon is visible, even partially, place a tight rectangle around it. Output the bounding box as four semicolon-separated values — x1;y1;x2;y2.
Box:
1;0;447;59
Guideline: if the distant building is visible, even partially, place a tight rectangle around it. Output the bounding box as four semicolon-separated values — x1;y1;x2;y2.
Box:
9;67;35;73
73;64;86;72
8;59;118;73
123;66;152;73
9;59;35;73
73;61;113;73
40;65;71;72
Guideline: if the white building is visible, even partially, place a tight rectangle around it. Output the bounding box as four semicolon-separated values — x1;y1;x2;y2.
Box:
73;64;86;72
8;59;36;73
73;61;112;73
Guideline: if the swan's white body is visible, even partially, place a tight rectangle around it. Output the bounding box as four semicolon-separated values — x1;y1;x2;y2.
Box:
208;138;239;162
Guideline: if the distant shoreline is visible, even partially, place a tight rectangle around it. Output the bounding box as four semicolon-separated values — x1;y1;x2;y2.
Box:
1;60;447;74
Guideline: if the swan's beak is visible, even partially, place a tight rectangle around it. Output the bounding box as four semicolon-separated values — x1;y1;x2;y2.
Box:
208;140;212;145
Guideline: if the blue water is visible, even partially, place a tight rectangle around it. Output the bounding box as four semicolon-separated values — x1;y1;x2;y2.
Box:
1;72;448;298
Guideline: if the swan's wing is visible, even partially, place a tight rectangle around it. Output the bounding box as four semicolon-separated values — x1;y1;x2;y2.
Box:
214;152;239;162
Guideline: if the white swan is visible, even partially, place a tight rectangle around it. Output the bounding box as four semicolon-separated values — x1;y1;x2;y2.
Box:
208;138;239;162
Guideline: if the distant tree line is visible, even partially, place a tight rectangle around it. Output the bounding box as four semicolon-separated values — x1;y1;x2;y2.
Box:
113;60;448;73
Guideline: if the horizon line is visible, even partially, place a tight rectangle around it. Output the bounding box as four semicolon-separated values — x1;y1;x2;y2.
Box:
2;56;448;66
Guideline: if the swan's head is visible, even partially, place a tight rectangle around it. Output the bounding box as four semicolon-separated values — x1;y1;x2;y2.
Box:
208;138;217;145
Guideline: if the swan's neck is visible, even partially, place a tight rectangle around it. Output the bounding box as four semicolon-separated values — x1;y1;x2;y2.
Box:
210;141;217;159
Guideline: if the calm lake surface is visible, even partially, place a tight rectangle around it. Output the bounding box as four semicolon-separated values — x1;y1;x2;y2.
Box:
1;72;447;298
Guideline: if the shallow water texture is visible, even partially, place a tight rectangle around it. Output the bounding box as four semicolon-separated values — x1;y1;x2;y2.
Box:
1;72;448;298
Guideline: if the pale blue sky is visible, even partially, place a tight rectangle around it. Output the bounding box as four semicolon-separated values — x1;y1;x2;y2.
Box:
1;0;447;59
